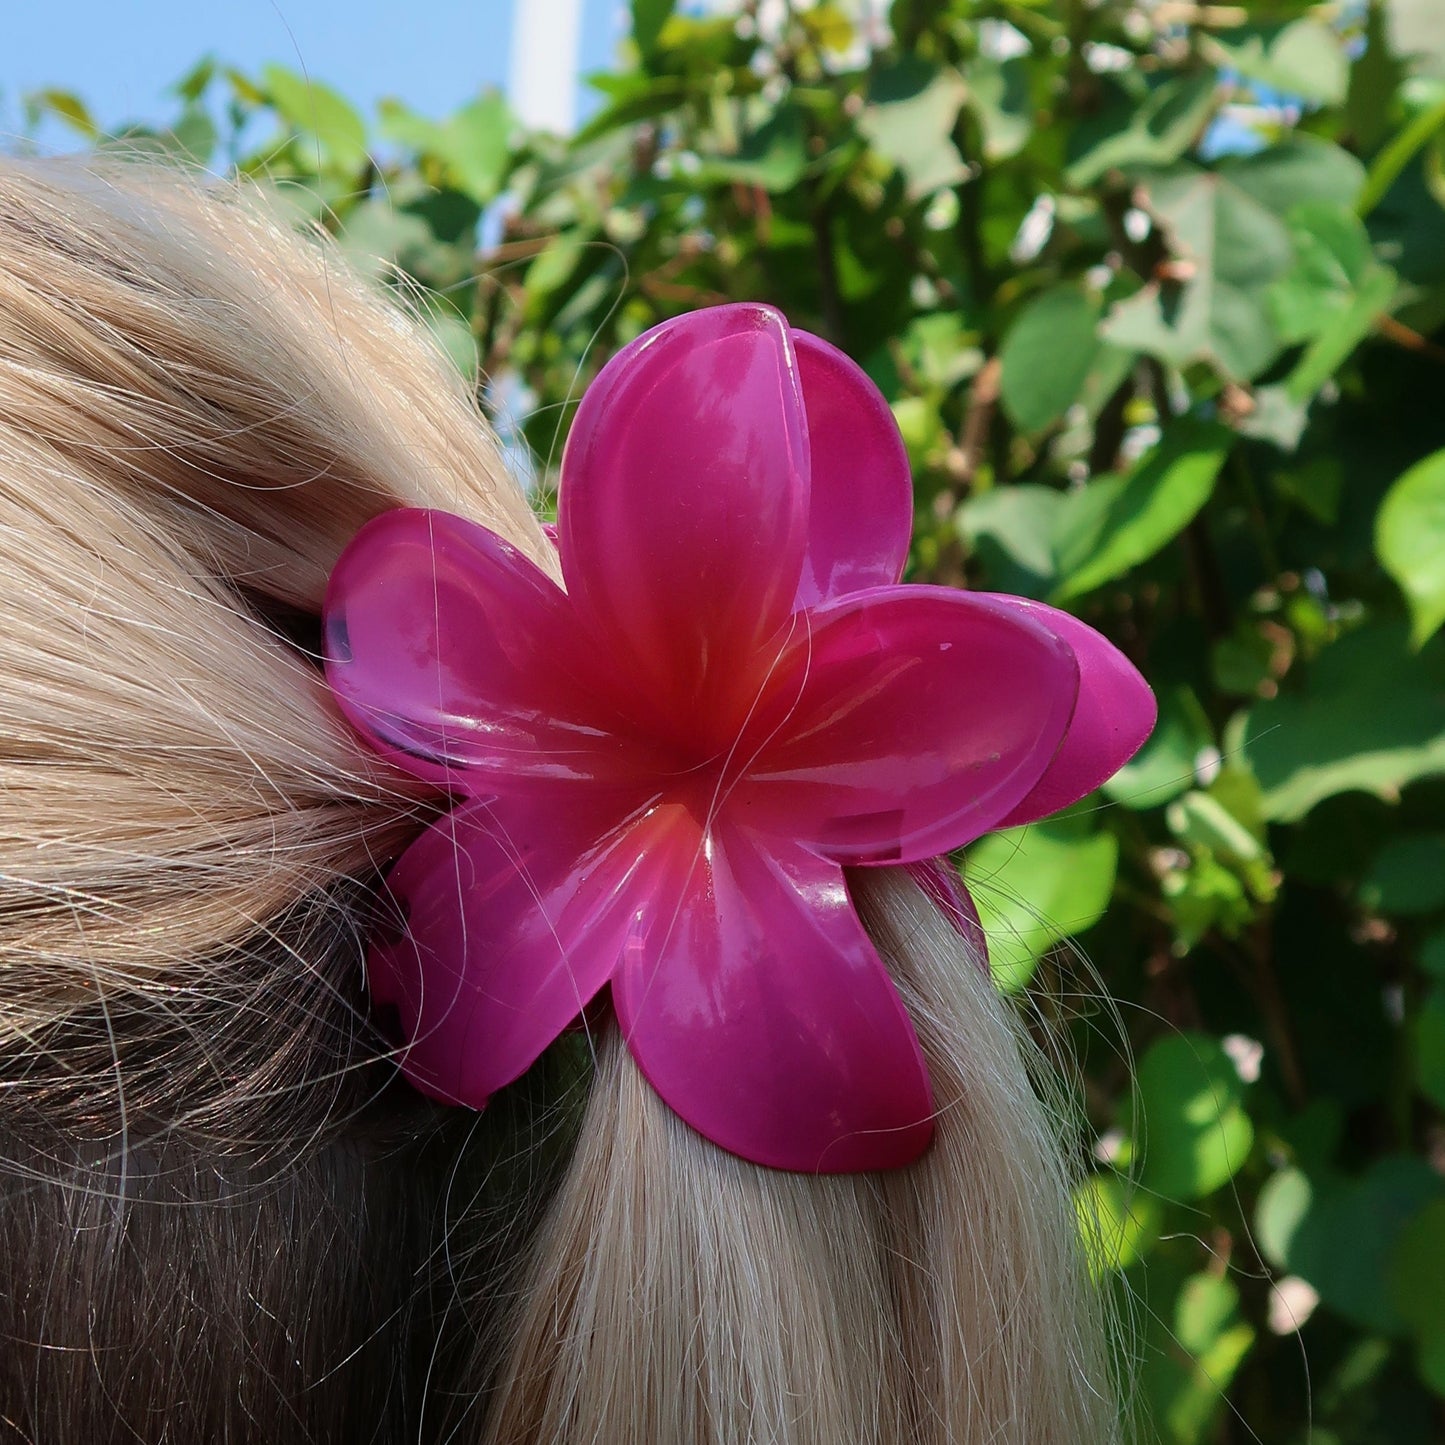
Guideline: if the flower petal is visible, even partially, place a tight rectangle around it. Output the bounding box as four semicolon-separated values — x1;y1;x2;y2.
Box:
557;305;810;744
981;598;1157;828
742;588;1079;863
324;508;635;790
613;818;934;1172
792;330;912;608
368;793;686;1107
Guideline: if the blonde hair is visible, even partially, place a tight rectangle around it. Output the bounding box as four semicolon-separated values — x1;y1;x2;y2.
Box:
0;159;1118;1442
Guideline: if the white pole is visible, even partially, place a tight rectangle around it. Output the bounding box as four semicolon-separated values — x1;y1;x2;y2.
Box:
509;0;586;134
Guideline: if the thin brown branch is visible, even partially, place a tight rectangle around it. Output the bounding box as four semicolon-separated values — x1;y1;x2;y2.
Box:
811;196;844;345
1378;314;1445;363
954;355;1002;489
638;276;732;308
1150;2;1250;27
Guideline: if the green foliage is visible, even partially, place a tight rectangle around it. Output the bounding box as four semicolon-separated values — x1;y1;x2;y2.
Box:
1103;139;1368;382
1137;1269;1255;1445
1270;1154;1445;1333
998;283;1113;435
1077;1170;1161;1278
631;0;676;62
18;0;1445;1436
1130;1032;1255;1201
1377;448;1445;646
859;59;970;196
1053;419;1233;602
1246;623;1445;820
966;810;1118;991
261;64;368;173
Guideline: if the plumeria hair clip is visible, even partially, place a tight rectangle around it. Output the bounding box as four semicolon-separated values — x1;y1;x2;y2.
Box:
323;304;1155;1174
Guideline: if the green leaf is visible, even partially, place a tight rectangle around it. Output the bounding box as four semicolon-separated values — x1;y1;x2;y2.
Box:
632;0;677;59
1348;1;1406;153
1076;1172;1160;1277
958;483;1063;597
1284;1157;1445;1333
1272;454;1344;523
1139;1272;1255;1445
890;396;943;471
1269;202;1379;345
1358;92;1445;218
338;201;440;281
1103;172;1288;381
999;286;1105;435
1387;0;1445;81
1417;1327;1445;1398
701;103;809;192
26;88;98;138
799;2;855;55
1052;419;1232;601
172;56;217;105
1416;988;1445;1110
1161;850;1256;948
1206;20;1349;107
421;307;480;381
1103;685;1213;809
574;73;689;146
376;97;443;154
963;54;1032;162
1283;262;1398;402
1065;72;1218;189
170;104;218;165
964;814;1119;992
442;93;514;202
1422;929;1445;979
1212;622;1276;696
1208;764;1269;847
1177;1272;1255;1377
1244;622;1445;822
262;64;368;174
1167;790;1265;866
526;232;588;301
1361;834;1445;915
1389;1198;1445;1337
1130;1033;1254;1200
896;312;982;390
1178;1274;1255;1397
98;111;217;167
1237;383;1310;453
1256;1167;1313;1271
1378;448;1445;648
1227;135;1366;215
1276;1100;1345;1172
404;186;483;248
1076;341;1137;425
380;94;513;202
224;67;267;109
1105;140;1366;381
859;60;968;198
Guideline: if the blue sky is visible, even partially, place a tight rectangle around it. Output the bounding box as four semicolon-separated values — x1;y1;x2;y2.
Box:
4;0;620;140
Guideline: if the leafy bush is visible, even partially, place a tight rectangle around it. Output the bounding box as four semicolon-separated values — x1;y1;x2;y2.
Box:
19;1;1445;1438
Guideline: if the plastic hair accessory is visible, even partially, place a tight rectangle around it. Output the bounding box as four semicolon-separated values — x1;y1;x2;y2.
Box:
323;303;1155;1173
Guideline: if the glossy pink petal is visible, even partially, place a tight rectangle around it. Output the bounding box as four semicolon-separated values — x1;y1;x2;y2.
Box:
613;818;934;1172
981;597;1157;828
324;509;635;789
557;305;810;743
742;588;1079;864
368;791;685;1107
791;331;912;609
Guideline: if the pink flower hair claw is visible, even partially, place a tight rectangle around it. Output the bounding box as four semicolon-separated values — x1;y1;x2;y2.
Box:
323;303;1155;1173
